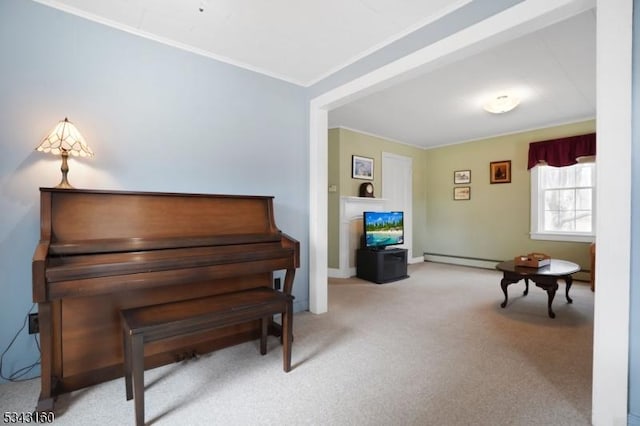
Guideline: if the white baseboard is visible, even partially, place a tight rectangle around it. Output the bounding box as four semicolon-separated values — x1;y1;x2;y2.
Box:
571;271;590;282
423;254;591;282
424;254;497;270
328;268;347;278
328;267;357;278
409;256;425;264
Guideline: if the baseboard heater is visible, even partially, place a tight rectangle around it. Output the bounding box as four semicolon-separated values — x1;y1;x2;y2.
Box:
423;252;590;282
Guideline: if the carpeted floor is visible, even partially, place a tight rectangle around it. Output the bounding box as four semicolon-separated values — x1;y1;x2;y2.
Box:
0;262;593;425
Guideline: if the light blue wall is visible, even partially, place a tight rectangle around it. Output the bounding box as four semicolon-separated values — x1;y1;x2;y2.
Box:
629;1;640;424
0;0;308;381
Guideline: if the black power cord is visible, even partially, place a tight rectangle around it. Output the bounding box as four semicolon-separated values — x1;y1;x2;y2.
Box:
0;304;41;382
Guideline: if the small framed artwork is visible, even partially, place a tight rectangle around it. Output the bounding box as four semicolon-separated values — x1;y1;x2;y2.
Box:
352;155;374;180
454;170;471;184
490;160;511;184
453;186;471;200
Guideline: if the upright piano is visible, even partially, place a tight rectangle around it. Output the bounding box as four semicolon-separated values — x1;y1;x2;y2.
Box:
32;188;299;411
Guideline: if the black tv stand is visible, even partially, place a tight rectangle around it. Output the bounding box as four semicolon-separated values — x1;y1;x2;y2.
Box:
356;248;409;284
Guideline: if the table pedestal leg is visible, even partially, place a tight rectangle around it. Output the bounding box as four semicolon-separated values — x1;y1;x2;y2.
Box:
564;275;573;304
500;273;522;309
546;284;557;319
531;277;559;319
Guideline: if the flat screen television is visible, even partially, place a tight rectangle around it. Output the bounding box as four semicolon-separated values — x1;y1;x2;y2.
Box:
363;211;404;250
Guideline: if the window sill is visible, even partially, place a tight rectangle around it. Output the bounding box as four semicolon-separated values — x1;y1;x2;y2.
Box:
530;232;595;243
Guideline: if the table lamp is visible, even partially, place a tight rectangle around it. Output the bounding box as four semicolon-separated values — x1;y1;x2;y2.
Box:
35;117;94;189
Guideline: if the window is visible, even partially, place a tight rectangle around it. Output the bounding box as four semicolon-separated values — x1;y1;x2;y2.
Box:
530;163;595;242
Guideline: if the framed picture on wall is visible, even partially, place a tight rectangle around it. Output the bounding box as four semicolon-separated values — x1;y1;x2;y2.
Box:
453;186;471;200
490;160;511;184
352;155;374;180
454;170;471;184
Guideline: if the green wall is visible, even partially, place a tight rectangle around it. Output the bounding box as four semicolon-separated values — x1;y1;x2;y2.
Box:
328;128;428;268
329;120;596;274
424;120;596;271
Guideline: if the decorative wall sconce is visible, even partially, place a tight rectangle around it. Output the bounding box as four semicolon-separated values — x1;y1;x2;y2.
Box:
35;117;94;189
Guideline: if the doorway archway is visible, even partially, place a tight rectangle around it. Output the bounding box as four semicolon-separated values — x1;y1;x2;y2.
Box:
307;1;632;424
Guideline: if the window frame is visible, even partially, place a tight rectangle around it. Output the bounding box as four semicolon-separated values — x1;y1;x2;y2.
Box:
530;163;596;243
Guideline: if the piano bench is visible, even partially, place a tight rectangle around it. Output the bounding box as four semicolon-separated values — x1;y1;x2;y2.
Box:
120;287;293;426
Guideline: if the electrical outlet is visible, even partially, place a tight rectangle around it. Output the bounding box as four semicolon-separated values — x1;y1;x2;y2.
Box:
28;313;39;334
274;277;281;290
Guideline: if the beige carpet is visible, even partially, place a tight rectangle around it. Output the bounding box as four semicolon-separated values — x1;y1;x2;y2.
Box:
0;262;593;425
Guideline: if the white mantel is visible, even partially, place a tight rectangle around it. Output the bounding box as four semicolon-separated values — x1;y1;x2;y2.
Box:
330;196;387;278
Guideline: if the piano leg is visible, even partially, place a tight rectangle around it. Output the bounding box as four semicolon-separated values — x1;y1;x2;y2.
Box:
35;302;56;412
282;299;293;373
260;317;268;355
36;395;55;413
283;268;296;296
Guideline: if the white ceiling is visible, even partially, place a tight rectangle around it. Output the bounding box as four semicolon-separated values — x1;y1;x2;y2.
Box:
34;0;469;86
34;1;595;149
329;9;596;148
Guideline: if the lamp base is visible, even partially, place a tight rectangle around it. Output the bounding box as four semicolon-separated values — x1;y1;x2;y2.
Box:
55;181;74;189
56;150;74;189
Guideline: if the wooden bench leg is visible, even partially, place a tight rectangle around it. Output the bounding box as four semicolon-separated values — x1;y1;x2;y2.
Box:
131;334;145;426
282;301;293;372
123;329;133;401
260;316;268;355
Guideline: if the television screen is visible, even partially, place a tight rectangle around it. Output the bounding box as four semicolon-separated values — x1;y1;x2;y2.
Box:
363;211;404;249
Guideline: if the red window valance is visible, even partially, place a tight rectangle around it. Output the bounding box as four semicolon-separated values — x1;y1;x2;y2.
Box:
527;133;596;169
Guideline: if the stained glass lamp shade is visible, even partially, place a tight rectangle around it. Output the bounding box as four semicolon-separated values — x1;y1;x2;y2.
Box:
35;117;94;189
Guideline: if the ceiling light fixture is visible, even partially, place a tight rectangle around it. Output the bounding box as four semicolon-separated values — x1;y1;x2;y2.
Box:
483;94;520;114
